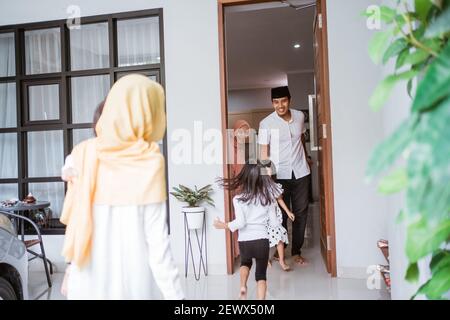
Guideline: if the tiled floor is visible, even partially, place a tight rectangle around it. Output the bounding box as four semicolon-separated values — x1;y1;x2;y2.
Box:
28;246;389;300
28;204;390;300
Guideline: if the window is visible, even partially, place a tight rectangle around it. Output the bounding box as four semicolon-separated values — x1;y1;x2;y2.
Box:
0;9;166;234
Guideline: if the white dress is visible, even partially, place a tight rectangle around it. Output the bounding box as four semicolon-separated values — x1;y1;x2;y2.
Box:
266;183;289;248
267;204;289;248
66;202;185;300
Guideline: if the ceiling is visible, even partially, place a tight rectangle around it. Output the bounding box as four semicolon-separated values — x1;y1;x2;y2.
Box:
225;1;316;90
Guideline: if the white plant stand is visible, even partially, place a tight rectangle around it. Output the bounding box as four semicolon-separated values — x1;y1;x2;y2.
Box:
183;207;208;281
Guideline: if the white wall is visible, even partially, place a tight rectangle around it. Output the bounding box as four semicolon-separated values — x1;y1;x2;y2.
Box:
227;88;272;113
0;0;227;276
326;0;391;278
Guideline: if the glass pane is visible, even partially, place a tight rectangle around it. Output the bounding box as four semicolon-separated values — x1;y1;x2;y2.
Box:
25;28;61;75
28;84;60;121
116;72;158;82
70;23;109;71
27;131;63;178
0;33;15;76
0;184;18;201
0;133;17;179
0;82;16;128
29;182;64;219
117;17;160;67
71;75;109;123
73;128;94;146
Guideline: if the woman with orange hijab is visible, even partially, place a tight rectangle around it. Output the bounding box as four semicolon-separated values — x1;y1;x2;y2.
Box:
230;120;252;258
60;75;184;300
232;120;251;177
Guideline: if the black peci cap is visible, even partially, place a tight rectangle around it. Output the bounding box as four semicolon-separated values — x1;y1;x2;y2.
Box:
271;86;291;100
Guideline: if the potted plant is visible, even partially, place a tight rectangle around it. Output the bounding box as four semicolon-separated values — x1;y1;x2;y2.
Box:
170;184;215;230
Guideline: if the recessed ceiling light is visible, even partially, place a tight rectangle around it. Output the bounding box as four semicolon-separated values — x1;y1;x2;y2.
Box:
294;43;301;49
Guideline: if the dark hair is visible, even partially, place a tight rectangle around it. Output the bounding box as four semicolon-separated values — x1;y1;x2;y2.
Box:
92;100;105;136
217;160;279;206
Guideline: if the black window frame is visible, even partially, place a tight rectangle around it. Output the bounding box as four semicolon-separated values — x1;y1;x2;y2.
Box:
0;9;169;235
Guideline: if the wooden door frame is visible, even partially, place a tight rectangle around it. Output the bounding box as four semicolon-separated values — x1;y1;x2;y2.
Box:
218;0;337;277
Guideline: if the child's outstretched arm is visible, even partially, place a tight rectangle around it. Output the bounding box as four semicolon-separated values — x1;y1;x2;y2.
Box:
214;197;246;232
277;197;295;221
213;217;229;230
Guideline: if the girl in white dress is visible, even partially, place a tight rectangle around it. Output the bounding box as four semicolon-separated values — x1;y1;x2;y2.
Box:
267;183;295;271
59;75;184;300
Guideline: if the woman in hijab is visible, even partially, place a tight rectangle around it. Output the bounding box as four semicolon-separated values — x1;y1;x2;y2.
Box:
60;74;184;300
229;120;252;259
232;120;252;177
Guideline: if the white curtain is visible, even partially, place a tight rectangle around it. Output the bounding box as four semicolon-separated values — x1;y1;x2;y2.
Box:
0;184;18;200
0;133;17;179
117;16;160;67
29;182;64;219
0;32;15;76
29;84;59;121
28;130;63;178
25;28;61;75
0;33;17;200
27;130;64;217
22;28;64;216
73;128;94;146
71;75;109;124
0;82;16;128
70;22;109;70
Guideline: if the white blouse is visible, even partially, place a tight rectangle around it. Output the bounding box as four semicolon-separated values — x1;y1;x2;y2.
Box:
228;196;279;242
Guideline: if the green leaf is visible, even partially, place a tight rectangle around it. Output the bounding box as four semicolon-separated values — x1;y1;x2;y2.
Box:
369;29;394;65
407;98;450;222
416;263;450;299
413;41;450;112
396;48;411;69
380;6;398;23
378;168;408;194
415;0;434;22
366;115;418;180
370;70;418;111
425;6;450;38
170;184;214;207
404;49;430;66
407;78;414;98
405;262;420;283
406;217;450;263
383;38;409;64
430;250;450;275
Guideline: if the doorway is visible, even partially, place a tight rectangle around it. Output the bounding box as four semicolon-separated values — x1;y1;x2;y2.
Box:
218;0;337;277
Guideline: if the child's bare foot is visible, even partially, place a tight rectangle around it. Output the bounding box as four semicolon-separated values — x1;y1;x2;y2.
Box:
239;287;247;300
293;255;309;266
279;260;291;271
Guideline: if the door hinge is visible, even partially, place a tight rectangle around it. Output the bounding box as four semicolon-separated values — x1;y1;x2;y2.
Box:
318;13;323;29
322;124;328;139
327;235;332;251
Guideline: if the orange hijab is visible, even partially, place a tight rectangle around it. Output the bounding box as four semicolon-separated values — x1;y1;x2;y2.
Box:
60;74;167;268
232;120;251;176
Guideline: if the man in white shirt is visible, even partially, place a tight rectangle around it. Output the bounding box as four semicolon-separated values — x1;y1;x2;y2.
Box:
258;86;311;266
